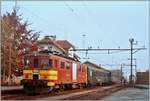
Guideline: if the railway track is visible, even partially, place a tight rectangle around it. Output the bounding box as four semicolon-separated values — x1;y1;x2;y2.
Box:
1;84;124;100
1;86;93;100
62;84;124;100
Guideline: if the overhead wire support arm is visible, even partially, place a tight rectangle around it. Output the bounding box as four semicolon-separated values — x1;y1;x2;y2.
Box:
70;47;146;52
132;48;146;54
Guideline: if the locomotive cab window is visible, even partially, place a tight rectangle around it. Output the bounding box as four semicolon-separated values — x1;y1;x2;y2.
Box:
66;62;71;70
60;62;65;68
41;59;52;69
34;58;39;68
25;59;30;66
41;59;48;69
24;58;31;69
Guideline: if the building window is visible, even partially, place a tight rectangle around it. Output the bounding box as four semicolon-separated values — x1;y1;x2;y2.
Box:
60;62;65;68
48;46;52;50
39;46;44;50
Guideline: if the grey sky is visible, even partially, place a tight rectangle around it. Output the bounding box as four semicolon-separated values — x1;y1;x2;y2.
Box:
1;1;149;77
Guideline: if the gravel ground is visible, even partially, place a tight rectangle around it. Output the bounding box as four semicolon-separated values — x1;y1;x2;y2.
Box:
100;87;149;101
40;85;123;100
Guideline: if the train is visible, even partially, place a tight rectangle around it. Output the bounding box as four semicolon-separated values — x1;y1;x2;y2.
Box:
84;61;111;86
21;51;112;94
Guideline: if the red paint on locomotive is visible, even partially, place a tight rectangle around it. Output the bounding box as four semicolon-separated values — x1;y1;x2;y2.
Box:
22;52;88;92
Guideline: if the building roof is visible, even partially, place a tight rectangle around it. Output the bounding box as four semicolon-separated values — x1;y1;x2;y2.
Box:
37;36;66;53
56;40;75;50
84;61;110;72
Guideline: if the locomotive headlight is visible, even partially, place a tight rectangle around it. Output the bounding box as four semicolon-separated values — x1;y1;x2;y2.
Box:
25;75;29;79
23;74;31;79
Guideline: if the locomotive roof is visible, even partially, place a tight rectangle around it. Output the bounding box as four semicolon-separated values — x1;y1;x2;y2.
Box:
25;51;81;63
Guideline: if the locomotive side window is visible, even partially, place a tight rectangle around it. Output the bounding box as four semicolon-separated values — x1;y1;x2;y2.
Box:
66;62;71;70
49;59;53;68
54;59;58;68
60;62;65;68
78;65;81;72
82;66;85;72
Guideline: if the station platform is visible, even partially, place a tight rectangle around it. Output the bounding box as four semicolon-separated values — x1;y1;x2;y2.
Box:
1;86;23;91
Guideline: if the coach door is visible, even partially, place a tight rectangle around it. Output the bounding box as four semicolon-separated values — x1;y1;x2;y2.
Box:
72;63;77;82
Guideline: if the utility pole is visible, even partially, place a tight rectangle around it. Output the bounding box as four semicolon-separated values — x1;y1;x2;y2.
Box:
134;59;137;82
129;38;134;84
129;38;138;85
121;64;123;83
71;38;146;84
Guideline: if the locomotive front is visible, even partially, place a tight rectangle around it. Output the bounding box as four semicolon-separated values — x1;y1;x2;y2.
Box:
21;53;57;94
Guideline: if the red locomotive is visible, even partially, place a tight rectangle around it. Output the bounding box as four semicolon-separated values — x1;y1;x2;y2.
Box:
21;51;87;94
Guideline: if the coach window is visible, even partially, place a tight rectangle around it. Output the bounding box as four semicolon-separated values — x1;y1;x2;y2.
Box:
90;70;93;77
66;62;71;70
60;61;65;69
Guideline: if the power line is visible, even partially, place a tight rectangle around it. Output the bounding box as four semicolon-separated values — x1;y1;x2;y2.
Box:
64;2;85;25
21;6;68;35
81;1;107;36
21;6;52;28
